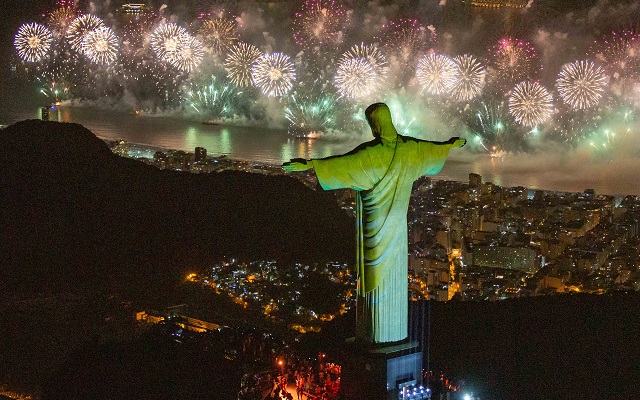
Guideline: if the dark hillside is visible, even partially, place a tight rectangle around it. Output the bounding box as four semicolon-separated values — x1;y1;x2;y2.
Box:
426;293;640;400
0;120;354;297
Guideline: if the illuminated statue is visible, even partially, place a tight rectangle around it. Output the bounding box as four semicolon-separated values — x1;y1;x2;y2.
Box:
283;103;465;343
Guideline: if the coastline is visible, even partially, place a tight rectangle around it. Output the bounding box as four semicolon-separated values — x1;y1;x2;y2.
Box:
96;135;640;197
3;107;639;196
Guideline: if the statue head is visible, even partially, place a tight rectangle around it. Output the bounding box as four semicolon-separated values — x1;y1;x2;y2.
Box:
365;103;398;142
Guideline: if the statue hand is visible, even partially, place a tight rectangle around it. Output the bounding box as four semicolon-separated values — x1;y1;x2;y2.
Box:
282;158;313;172
448;137;466;148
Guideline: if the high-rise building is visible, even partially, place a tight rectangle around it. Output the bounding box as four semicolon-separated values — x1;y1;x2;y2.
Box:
195;147;207;162
584;189;596;199
533;190;545;202
469;173;482;188
41;106;50;121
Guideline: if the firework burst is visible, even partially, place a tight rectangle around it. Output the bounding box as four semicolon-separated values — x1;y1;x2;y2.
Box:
341;43;388;78
285;92;339;137
556;60;608;110
464;100;525;153
450;54;486;101
66;14;104;52
198;18;238;54
416;53;457;95
591;31;640;81
120;9;157;52
224;42;263;87
184;75;243;119
333;43;387;99
252;53;296;97
82;26;119;65
488;37;540;92
48;7;78;36
334;58;377;99
509;81;553;127
589;31;640;99
170;34;204;72
150;23;188;63
583;107;635;152
292;0;349;47
377;19;435;69
548;101;634;149
38;79;71;103
14;23;53;62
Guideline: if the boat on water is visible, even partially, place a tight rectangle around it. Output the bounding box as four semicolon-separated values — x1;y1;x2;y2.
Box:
490;150;507;158
293;130;320;140
202;119;222;125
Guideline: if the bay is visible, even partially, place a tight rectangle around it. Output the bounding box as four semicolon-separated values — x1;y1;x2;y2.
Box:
1;104;639;196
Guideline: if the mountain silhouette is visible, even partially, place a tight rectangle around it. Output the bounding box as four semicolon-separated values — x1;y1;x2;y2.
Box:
0;119;354;296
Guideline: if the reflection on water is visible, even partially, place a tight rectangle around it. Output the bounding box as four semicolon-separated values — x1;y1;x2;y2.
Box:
51;106;367;165
489;157;503;188
220;129;231;156
1;105;639;195
280;142;293;164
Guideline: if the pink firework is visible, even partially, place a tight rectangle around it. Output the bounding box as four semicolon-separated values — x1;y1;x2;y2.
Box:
591;30;640;77
376;19;436;69
590;30;640;97
487;37;541;92
292;0;349;47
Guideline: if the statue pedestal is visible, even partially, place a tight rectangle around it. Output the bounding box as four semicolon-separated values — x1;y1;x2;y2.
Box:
339;338;424;400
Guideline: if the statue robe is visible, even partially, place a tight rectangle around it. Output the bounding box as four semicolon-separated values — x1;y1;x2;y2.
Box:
313;136;455;343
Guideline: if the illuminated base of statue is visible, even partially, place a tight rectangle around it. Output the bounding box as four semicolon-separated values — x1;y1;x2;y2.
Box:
338;338;422;400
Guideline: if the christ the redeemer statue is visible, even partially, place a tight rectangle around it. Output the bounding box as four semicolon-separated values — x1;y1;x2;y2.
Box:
283;103;465;343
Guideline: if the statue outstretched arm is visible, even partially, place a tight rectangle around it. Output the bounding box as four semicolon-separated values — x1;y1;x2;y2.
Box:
414;136;466;177
282;141;379;191
448;137;467;148
414;136;466;148
282;158;314;172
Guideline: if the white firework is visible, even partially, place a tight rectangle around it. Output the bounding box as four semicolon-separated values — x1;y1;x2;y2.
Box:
170;34;204;72
450;54;486;101
252;53;296;97
341;43;388;78
509;81;554;127
150;23;188;63
82;26;119;65
66;14;104;52
556;60;608;110
334;58;377;98
224;42;263;87
14;23;53;62
416;53;457;95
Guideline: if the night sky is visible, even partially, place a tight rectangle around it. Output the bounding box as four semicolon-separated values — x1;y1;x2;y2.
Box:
0;0;606;86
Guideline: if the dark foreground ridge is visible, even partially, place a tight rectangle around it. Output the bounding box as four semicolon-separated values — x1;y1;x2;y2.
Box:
0;120;354;296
